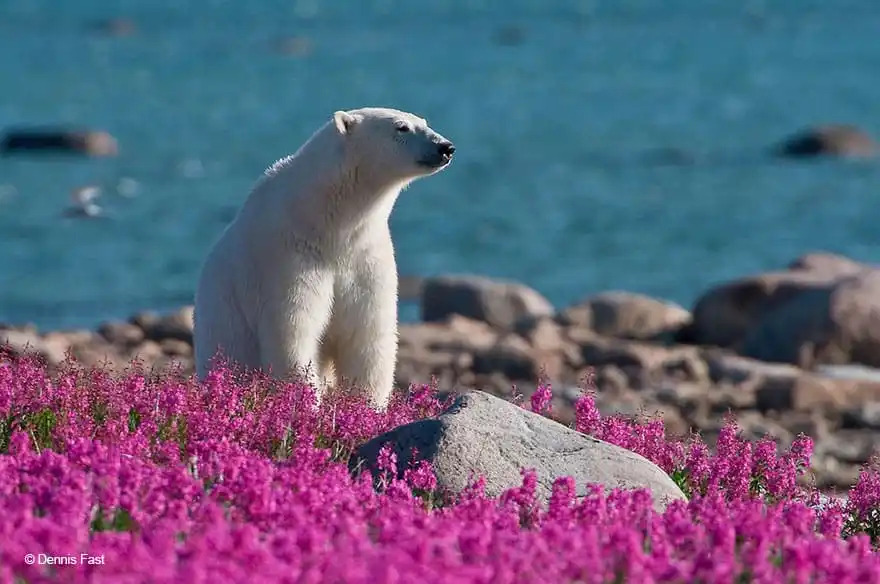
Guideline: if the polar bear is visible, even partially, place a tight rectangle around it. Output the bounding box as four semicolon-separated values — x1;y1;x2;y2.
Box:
193;107;455;408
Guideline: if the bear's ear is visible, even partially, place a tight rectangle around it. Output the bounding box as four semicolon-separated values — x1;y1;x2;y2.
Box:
333;111;358;136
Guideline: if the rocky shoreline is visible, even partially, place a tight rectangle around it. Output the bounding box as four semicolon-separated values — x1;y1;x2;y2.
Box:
4;251;880;492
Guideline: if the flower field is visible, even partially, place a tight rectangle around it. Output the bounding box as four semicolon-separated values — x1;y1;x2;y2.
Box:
2;350;880;583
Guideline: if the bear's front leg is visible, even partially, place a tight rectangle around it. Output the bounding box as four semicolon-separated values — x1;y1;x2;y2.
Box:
257;269;334;394
331;255;398;410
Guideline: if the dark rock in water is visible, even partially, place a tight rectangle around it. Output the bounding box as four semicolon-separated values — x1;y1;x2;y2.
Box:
421;275;553;330
88;18;137;37
272;36;312;57
350;390;686;512
1;128;118;157
492;26;526;46
775;125;876;159
640;147;696;167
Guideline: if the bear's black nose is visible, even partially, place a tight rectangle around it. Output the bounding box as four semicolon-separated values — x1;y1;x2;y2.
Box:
439;141;455;157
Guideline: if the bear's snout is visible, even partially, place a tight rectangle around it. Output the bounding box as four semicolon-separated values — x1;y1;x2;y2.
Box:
418;138;456;169
438;141;455;159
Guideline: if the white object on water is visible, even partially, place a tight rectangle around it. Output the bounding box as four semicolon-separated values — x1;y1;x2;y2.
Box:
64;185;104;218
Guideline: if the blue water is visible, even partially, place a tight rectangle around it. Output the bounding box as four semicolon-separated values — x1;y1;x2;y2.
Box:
2;0;879;330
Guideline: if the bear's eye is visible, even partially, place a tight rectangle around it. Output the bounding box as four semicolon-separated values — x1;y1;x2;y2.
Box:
395;122;411;134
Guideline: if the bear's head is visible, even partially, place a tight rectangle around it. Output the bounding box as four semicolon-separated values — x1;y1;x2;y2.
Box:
332;107;455;182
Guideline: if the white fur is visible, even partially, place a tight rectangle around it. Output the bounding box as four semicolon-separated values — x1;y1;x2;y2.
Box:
193;107;454;408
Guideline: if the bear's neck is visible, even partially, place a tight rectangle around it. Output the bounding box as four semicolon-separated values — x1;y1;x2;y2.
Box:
327;163;409;230
254;149;409;247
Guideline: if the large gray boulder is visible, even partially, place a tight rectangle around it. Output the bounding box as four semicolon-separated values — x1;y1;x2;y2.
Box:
689;270;842;349
350;391;686;512
420;275;554;330
687;253;874;353
742;270;880;368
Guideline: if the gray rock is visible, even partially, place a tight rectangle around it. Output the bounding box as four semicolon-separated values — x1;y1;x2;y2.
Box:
689;254;880;365
98;320;145;347
399;317;499;354
788;252;869;277
689;269;839;349
141;306;195;344
703;351;801;385
420;275;554;330
742;271;880;368
818;364;880;383
558;291;691;341
593;365;630;394
774;124;876;159
817;430;879;464
1;330;69;365
841;401;880;430
350;391;686;512
472;334;549;381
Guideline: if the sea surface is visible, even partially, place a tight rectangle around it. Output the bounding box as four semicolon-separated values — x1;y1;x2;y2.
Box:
1;0;879;330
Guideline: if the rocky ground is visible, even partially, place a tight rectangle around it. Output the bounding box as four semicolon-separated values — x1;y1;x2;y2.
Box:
4;250;880;493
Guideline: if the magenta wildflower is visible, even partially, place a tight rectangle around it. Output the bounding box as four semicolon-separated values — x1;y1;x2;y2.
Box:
404;459;438;492
376;443;398;475
574;391;602;436
530;382;553;415
0;349;879;582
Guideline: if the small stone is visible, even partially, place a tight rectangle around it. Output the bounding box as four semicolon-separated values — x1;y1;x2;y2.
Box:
142;306;194;343
819;430;879;464
515;316;567;352
708;387;756;413
399;318;498;354
130;311;160;331
659;408;690;438
98;320;145;347
0;330;69;365
160;338;192;357
812;456;862;490
1;128;119;157
703;351;801;385
755;374;846;413
778;411;828;440
734;411;792;444
594;365;630;395
472;334;552;381
559;291;691;340
654;382;706;414
420;275;554;330
841;401;880;430
129;340;164;363
775;124;876;159
662;354;709;383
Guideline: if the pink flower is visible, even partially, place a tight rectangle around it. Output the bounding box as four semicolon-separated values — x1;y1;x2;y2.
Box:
2;350;880;582
404;460;438;492
530;383;553;415
377;443;398;475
